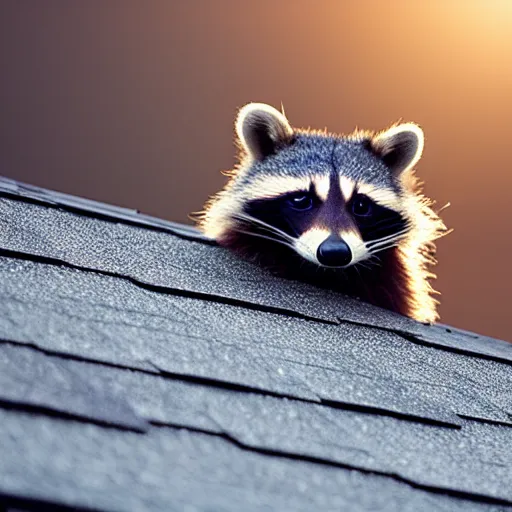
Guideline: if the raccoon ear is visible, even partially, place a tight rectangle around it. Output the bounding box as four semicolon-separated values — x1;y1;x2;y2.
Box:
236;103;294;161
370;123;424;176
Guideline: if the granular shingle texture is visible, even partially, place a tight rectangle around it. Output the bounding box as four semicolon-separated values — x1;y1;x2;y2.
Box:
1;176;512;512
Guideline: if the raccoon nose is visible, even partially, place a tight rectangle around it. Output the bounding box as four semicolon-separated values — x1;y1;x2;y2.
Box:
317;236;352;267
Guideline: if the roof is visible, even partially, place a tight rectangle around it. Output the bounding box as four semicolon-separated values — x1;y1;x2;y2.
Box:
1;175;512;512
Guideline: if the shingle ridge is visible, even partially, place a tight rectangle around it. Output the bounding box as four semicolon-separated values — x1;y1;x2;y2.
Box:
0;176;212;244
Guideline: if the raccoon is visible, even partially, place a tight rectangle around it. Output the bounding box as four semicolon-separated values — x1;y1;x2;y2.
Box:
195;103;449;323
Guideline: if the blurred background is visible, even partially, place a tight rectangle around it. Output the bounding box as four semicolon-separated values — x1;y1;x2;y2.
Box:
1;1;511;340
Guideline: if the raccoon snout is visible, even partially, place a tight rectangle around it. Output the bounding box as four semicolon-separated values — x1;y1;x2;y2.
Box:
316;236;352;267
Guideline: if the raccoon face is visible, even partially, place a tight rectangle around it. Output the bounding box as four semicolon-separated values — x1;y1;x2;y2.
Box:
200;103;424;270
244;184;409;268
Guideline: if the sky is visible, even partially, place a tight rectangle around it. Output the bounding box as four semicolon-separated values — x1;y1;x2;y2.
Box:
1;1;511;340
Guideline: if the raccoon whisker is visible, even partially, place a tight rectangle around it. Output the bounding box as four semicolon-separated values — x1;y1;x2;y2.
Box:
351;264;372;301
355;261;374;271
362;256;380;269
231;212;313;255
367;233;409;251
242;223;291;242
368;240;405;254
370;228;410;241
363;254;381;266
367;233;406;247
232;212;296;244
352;264;364;282
367;236;409;250
231;228;296;251
367;253;383;266
366;229;410;248
368;241;403;255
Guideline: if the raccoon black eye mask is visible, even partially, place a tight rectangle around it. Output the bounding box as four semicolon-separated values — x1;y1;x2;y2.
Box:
195;103;448;323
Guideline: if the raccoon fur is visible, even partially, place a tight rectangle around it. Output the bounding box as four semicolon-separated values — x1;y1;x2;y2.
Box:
195;103;449;323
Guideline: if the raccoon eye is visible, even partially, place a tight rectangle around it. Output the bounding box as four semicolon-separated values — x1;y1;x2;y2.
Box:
352;195;373;217
287;193;314;211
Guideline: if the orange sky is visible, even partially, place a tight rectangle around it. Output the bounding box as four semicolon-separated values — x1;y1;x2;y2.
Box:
1;1;511;340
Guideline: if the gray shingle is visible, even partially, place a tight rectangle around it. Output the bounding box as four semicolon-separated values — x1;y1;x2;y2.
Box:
1;190;511;368
2;341;512;503
0;342;147;432
1;257;511;428
0;176;206;243
0;257;470;426
1;178;512;511
1;409;510;512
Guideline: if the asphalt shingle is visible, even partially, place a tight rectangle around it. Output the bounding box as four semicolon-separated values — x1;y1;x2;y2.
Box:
1;177;512;511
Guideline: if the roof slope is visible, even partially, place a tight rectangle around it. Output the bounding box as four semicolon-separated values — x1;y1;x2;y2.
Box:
1;176;512;512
